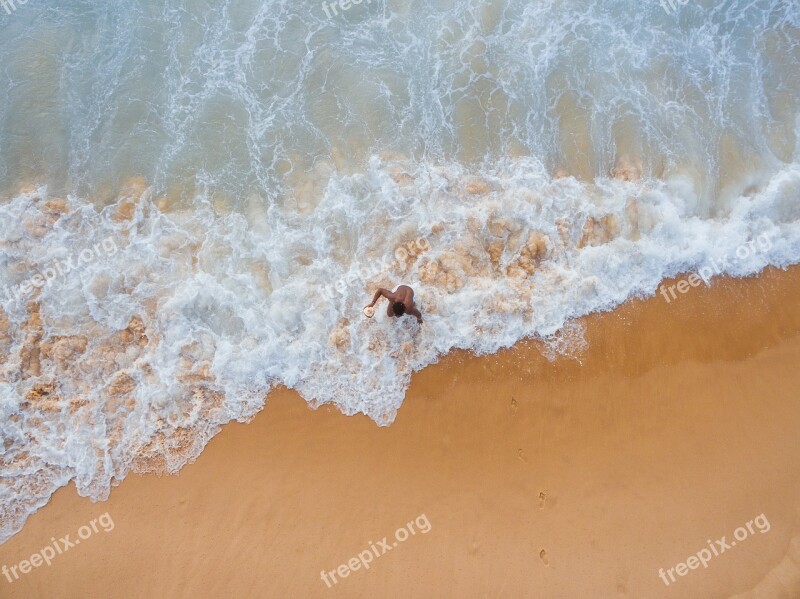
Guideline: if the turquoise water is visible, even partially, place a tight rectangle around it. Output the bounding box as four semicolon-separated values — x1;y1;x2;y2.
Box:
1;0;797;200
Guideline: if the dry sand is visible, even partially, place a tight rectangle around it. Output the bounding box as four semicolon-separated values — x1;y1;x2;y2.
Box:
1;267;800;598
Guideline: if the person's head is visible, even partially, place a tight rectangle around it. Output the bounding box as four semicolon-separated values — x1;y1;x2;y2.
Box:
392;302;406;316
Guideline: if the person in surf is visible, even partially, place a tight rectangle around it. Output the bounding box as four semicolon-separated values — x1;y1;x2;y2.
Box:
365;285;423;324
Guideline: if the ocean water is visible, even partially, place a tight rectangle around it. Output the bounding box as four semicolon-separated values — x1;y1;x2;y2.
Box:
1;0;799;543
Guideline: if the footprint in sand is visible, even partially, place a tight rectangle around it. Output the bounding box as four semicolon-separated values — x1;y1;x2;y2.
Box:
510;397;517;413
517;448;526;462
540;549;549;567
538;491;547;509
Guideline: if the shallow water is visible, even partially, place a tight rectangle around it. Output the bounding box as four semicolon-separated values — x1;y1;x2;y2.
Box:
0;0;799;542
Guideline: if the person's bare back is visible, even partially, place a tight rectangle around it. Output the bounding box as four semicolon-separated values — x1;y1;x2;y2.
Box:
365;285;423;323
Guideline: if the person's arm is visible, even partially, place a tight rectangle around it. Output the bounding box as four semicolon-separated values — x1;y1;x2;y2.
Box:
368;288;393;307
407;306;423;324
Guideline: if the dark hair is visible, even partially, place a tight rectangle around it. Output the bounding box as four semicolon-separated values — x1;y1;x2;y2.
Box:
392;302;406;316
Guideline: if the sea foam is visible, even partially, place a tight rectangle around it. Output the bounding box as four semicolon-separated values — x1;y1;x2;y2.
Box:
1;155;799;544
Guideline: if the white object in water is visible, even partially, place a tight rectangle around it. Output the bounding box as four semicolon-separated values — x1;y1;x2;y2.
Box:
363;306;375;318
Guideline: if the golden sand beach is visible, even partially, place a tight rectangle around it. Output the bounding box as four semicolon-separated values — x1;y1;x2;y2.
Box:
1;266;799;598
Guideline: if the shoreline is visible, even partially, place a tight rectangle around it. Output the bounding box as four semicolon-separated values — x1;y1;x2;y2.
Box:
1;266;799;597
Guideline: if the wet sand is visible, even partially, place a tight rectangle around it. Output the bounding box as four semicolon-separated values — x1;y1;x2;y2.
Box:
1;267;799;598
